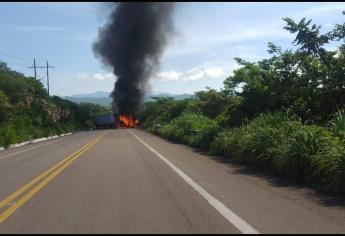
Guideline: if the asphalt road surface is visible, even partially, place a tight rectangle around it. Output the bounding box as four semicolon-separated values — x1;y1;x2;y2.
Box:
0;129;344;234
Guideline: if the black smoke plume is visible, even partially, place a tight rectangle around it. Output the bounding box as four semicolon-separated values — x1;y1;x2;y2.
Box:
93;3;176;115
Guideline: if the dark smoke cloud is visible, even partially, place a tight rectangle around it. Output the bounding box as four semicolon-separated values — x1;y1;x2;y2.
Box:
93;2;176;114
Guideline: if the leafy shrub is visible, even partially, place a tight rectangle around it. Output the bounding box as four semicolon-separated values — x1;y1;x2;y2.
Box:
272;124;338;181
85;120;96;130
160;112;221;150
210;127;245;157
0;126;16;148
328;109;345;139
311;144;345;193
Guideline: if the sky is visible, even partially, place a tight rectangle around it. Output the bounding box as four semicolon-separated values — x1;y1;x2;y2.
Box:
0;2;344;96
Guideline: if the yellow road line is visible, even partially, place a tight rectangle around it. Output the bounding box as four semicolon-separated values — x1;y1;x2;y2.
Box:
0;131;108;224
0;136;97;209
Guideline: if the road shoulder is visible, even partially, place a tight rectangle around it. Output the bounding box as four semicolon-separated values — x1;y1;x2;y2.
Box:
132;129;345;234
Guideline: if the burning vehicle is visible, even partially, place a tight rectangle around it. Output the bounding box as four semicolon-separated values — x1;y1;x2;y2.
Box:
117;114;139;128
94;113;139;129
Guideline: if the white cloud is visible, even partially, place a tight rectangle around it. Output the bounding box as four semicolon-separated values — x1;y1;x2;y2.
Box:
156;71;181;81
77;72;116;81
154;64;225;82
185;66;224;81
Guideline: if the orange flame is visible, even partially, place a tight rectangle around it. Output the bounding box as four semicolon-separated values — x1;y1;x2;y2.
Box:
117;114;139;128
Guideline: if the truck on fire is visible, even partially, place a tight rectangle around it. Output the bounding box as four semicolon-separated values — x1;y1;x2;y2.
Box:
93;113;139;129
93;113;116;129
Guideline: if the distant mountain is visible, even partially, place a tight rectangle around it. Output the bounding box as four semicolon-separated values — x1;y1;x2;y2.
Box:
144;93;193;101
64;96;112;107
70;91;111;98
64;91;193;107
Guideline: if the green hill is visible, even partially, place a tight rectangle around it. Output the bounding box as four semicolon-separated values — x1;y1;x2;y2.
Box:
0;61;110;148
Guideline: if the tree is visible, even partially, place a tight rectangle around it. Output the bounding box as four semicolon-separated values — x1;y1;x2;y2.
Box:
0;90;9;122
223;12;345;123
194;88;228;119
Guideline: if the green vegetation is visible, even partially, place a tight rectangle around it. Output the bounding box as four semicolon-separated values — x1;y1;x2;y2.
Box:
140;13;345;194
210;112;345;193
0;62;110;148
160;112;220;150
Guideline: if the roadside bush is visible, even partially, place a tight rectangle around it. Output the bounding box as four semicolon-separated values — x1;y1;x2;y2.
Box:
272;124;338;181
210;127;246;157
210;112;345;193
0;126;16;148
42;127;55;137
211;113;295;169
328;109;345;140
160;112;221;150
311;144;345;193
85;120;96;130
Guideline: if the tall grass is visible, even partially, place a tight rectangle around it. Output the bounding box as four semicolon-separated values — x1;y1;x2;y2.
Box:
328;109;345;139
160;112;221;150
145;110;345;194
210;112;345;193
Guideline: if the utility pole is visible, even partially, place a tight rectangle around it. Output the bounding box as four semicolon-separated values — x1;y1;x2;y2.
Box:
28;58;37;79
46;61;54;96
28;59;55;96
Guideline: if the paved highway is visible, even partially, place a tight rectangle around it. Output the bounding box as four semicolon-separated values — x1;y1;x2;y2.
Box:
0;129;344;234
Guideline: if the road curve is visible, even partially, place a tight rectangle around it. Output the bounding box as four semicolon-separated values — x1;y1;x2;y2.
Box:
0;129;344;233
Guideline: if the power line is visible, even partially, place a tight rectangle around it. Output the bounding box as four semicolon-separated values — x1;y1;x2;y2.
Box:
1;50;62;93
52;80;69;96
38;74;47;85
0;51;71;98
52;71;77;95
0;46;49;65
0;52;31;64
0;60;27;68
7;49;32;60
0;42;34;60
0;48;51;70
0;52;57;97
28;59;54;96
47;78;62;96
60;75;76;95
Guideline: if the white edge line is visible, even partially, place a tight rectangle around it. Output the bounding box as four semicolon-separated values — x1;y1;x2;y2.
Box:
0;133;76;160
128;129;259;234
2;132;73;149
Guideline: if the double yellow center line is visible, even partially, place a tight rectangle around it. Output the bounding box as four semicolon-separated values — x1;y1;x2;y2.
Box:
0;131;108;224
